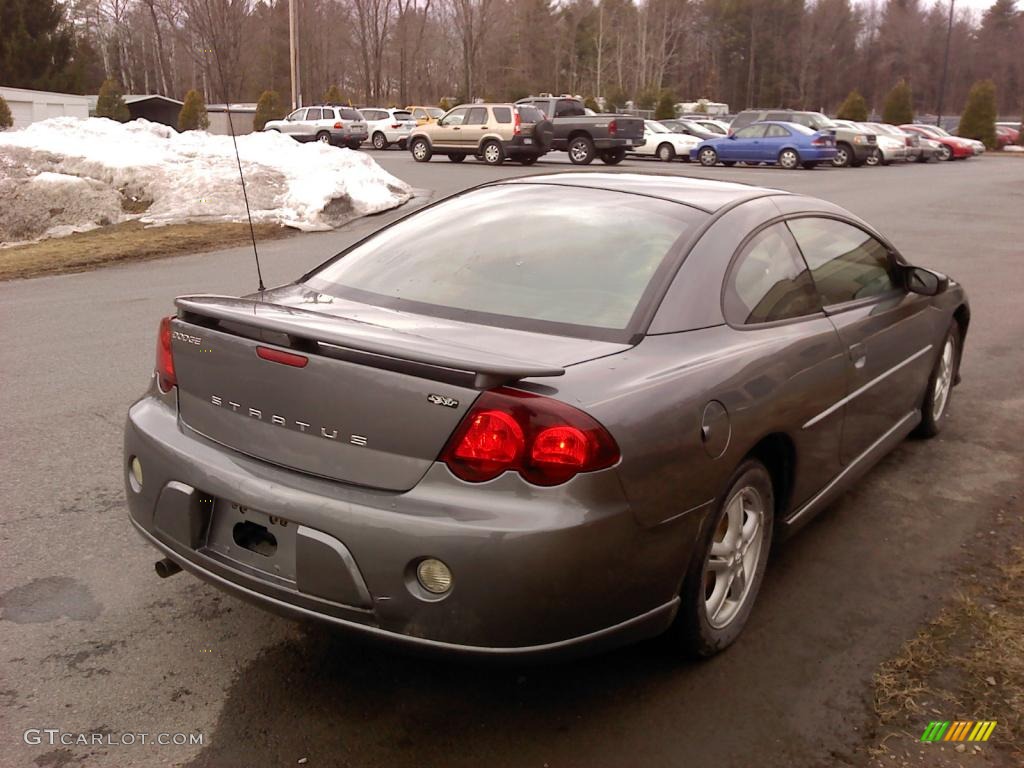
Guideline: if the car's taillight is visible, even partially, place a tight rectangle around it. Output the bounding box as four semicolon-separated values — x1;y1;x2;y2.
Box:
513;110;522;136
334;121;344;129
811;134;828;146
391;123;401;128
440;388;620;486
156;316;176;390
608;119;617;136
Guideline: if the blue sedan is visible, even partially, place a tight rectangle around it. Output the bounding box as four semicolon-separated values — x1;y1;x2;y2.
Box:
690;121;837;170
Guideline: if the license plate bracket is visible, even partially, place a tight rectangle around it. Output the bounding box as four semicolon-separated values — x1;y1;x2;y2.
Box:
202;500;297;583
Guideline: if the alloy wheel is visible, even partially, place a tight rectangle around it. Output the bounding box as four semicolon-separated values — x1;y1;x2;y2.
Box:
932;337;955;421
699;148;717;167
412;141;428;160
570;142;590;163
704;486;766;629
373;134;386;149
779;150;798;169
832;147;849;167
317;133;330;144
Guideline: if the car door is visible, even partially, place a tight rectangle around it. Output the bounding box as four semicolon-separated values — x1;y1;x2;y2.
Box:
724;124;766;161
761;123;791;161
281;108;306;137
432;107;468;147
462;106;489;150
785;214;939;465
299;107;322;140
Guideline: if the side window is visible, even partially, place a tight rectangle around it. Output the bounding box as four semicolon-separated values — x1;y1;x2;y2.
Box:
724;224;821;325
288;109;306;121
413;108;425;120
736;124;767;139
532;101;552;118
443;108;468;126
492;107;512;124
787;218;897;305
765;124;790;138
730;113;754;132
305;108;323;120
556;99;584;117
465;107;488;125
765;112;788;121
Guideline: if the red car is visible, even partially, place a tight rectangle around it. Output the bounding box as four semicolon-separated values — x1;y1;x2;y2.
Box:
901;124;976;160
995;124;1020;149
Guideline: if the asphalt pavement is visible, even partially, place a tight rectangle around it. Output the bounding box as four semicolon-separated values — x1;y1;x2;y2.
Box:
1;151;1023;768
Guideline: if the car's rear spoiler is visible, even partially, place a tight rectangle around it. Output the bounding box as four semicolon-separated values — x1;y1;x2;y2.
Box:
175;295;565;389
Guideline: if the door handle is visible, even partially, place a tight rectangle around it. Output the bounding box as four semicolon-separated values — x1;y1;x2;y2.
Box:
480;126;489;129
850;342;867;369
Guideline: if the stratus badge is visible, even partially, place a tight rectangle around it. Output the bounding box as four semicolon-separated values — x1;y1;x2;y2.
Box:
427;394;459;408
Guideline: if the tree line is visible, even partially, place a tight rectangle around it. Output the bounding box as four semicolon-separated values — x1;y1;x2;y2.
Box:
3;0;1022;118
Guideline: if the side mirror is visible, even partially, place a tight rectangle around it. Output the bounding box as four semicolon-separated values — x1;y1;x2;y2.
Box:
905;266;949;296
728;134;737;140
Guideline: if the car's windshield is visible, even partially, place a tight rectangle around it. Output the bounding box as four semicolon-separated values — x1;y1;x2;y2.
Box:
646;121;670;133
305;185;702;337
930;126;951;136
427;107;444;117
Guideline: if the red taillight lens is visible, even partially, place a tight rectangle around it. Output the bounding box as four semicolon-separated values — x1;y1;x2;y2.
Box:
334;121;344;129
608;119;617;136
391;123;401;128
441;388;620;486
513;110;522;136
156;316;176;390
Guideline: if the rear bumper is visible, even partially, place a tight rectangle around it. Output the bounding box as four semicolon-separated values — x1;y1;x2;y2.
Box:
803;146;838;162
124;391;699;658
593;137;644;150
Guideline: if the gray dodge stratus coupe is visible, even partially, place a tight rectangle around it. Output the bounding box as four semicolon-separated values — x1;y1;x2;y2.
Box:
124;173;968;659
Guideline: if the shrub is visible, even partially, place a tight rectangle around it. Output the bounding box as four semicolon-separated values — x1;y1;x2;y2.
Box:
635;86;659;110
178;89;209;131
95;79;130;122
837;89;869;122
323;84;343;104
253;90;285;131
438;97;451;111
654;90;676;120
605;87;630;112
882;80;914;125
583;96;599;113
0;95;12;129
958;80;997;149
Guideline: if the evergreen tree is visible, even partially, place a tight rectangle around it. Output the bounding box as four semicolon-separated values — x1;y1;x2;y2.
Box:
0;0;82;91
438;97;451;111
584;96;599;112
0;95;12;129
957;80;997;148
837;89;869;121
95;79;130;122
882;80;914;125
253;90;285;131
323;84;344;104
654;91;676;120
178;90;210;131
636;86;659;110
606;86;630;112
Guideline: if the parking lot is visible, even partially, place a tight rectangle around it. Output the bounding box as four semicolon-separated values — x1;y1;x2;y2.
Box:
2;154;1022;768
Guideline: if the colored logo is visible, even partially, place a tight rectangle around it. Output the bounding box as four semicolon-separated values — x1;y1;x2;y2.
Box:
920;721;996;742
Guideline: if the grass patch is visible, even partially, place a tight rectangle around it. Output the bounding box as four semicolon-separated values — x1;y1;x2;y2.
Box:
863;506;1024;766
0;220;293;281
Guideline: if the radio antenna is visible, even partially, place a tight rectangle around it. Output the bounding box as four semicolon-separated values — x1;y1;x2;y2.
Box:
209;39;265;293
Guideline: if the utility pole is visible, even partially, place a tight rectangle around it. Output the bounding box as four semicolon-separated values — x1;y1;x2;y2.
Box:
936;0;955;127
289;0;301;109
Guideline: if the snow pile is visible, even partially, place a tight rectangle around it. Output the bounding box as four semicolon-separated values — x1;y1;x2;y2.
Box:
0;117;412;244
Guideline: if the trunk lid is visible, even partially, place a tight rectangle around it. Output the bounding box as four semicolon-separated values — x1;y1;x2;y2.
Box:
170;288;628;491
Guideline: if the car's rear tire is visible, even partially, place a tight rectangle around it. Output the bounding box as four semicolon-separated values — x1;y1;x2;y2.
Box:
698;147;719;167
915;322;961;438
672;458;774;657
316;131;333;145
519;154;538;165
448;153;465;163
372;132;389;150
778;148;800;170
345;141;361;150
599;148;627;165
657;142;676;162
865;147;882;166
410;138;432;162
568;135;596;165
481;139;505;165
832;142;852;167
802;161;818;169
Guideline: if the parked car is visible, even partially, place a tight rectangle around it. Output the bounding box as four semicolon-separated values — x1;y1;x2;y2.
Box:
693;121;836;170
515;96;645;165
633;120;701;161
829;120;906;165
683;117;731;135
860;122;937;163
359;107;417;150
407;106;445;126
995;124;1020;148
126;173;968;659
731;110;876;167
660;118;720;141
263;105;367;149
407;103;553;165
901;124;976;160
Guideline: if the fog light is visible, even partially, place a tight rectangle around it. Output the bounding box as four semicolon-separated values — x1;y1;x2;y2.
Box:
130;456;144;489
416;558;452;594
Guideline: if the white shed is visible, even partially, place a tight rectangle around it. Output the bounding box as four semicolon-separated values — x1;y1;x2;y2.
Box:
0;86;90;129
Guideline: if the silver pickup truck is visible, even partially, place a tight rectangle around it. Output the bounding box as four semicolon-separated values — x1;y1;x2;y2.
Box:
515;96;645;165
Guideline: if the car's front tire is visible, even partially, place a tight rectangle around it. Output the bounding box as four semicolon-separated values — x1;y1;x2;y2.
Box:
673;458;774;657
832;142;852;167
916;322;961;438
937;144;953;161
698;147;718;167
410;138;432;162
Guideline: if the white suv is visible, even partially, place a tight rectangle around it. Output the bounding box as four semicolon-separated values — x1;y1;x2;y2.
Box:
263;105;367;149
360;108;417;150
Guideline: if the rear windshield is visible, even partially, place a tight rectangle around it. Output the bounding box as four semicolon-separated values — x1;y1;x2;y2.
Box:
516;105;545;123
393;110;412;120
339;107;363;120
305;185;701;338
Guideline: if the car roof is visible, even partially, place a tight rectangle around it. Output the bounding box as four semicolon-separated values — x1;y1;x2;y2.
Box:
498;172;786;214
